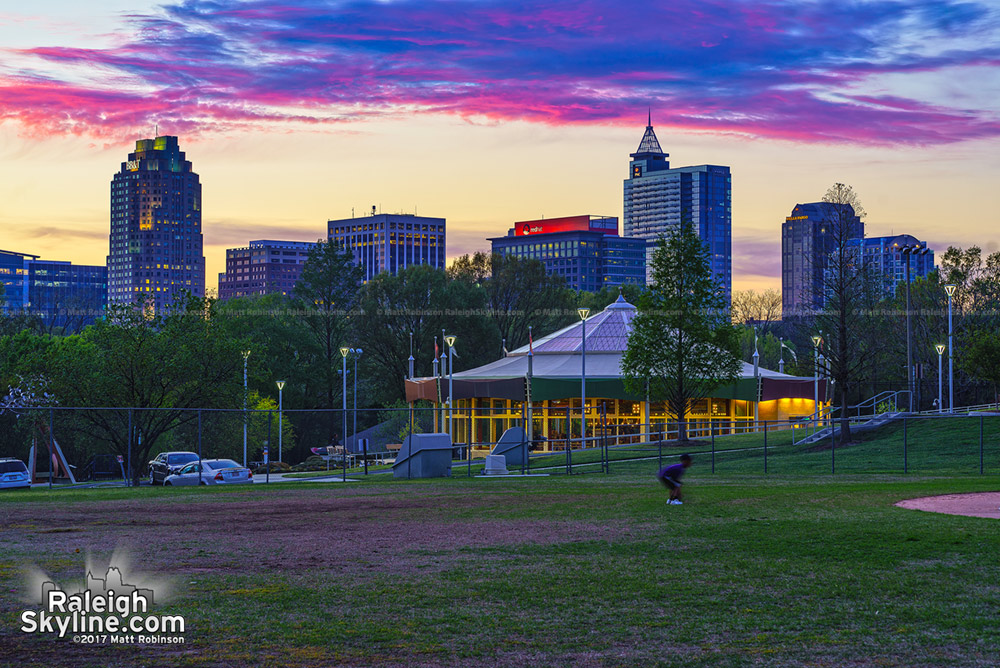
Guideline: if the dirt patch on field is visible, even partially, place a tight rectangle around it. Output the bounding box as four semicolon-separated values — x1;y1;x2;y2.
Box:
0;487;643;579
895;492;1000;519
0;485;655;668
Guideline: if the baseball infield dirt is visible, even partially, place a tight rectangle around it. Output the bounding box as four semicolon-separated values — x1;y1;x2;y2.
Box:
895;492;1000;519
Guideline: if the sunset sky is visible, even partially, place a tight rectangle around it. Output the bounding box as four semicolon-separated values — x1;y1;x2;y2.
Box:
2;0;999;293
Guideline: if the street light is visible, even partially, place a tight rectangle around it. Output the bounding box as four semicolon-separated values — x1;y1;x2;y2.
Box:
275;380;285;463
242;349;250;467
578;308;591;445
945;284;957;413
811;335;822;422
340;347;350;460
935;344;946;414
445;335;456;439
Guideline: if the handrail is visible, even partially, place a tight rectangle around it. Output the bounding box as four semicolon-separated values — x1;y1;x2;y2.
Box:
914;401;1000;416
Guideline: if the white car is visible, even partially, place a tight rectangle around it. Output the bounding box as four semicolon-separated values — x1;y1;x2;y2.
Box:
162;459;254;486
0;458;31;490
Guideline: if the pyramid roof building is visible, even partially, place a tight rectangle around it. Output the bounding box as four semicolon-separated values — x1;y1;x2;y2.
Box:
405;294;821;403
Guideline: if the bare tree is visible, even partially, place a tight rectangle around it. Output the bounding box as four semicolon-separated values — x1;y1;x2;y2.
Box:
809;183;884;443
731;289;782;335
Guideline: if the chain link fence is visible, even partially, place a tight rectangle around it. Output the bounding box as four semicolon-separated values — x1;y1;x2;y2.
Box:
2;405;998;486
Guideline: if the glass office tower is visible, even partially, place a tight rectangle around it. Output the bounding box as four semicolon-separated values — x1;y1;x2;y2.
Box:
107;136;205;311
623;117;731;301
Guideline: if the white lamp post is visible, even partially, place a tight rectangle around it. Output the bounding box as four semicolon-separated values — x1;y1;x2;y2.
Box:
578;308;591;445
242;349;250;467
935;344;945;414
945;284;956;413
340;347;350;455
275;380;285;463
445;335;456;439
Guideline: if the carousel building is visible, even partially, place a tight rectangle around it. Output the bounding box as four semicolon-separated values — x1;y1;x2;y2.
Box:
405;295;826;450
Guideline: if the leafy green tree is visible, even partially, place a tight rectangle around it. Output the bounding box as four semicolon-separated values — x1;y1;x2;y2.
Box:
244;391;296;462
737;327;785;371
45;294;248;482
449;252;573;351
621;226;741;441
355;264;497;405
960;329;1000;405
294;241;363;438
939;246;1000;317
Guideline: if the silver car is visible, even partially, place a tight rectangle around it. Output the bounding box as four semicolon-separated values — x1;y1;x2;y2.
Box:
162;459;254;486
0;458;31;490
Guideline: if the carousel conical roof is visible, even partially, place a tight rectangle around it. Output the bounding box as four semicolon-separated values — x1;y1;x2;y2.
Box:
509;293;636;355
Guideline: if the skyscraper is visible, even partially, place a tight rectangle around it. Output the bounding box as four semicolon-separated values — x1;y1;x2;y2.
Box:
107;136;205;310
328;212;445;282
847;234;935;298
623;116;732;299
781;202;864;315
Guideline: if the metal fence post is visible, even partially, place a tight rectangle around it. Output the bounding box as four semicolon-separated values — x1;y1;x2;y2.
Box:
980;415;984;475
658;422;663;471
48;408;54;490
127;408;133;487
830;420;835;475
764;421;768;474
565;406;571;475
903;416;907;474
601;402;608;475
522;403;527;476
198;410;203;482
467;411;473;478
266;410;271;484
711;421;716;474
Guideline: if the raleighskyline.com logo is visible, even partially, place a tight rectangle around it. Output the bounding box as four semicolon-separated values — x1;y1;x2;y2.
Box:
20;564;185;645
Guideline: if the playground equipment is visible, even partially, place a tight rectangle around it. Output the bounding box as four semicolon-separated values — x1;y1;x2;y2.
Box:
27;422;76;484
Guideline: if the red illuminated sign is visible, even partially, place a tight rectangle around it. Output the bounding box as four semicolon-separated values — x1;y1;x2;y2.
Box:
514;215;618;236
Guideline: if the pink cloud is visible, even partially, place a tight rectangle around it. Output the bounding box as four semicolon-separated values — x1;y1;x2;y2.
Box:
0;0;997;145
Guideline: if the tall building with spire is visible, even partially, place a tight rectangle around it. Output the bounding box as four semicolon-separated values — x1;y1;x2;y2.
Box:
623;115;732;300
107;136;205;310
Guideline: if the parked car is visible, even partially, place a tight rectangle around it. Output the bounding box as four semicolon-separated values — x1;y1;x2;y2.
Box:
148;451;199;485
163;459;254;486
0;458;31;490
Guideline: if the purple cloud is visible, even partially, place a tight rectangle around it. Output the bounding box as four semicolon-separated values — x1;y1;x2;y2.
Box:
1;0;998;144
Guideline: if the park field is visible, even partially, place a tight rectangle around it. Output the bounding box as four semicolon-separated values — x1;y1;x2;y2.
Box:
1;469;999;667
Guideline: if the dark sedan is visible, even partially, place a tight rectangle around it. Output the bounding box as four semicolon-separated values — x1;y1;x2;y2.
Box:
148;451;199;485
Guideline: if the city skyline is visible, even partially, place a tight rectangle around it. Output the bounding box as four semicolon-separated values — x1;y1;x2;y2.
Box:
2;0;999;294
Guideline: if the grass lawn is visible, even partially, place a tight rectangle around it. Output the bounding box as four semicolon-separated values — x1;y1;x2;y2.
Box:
1;454;999;666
